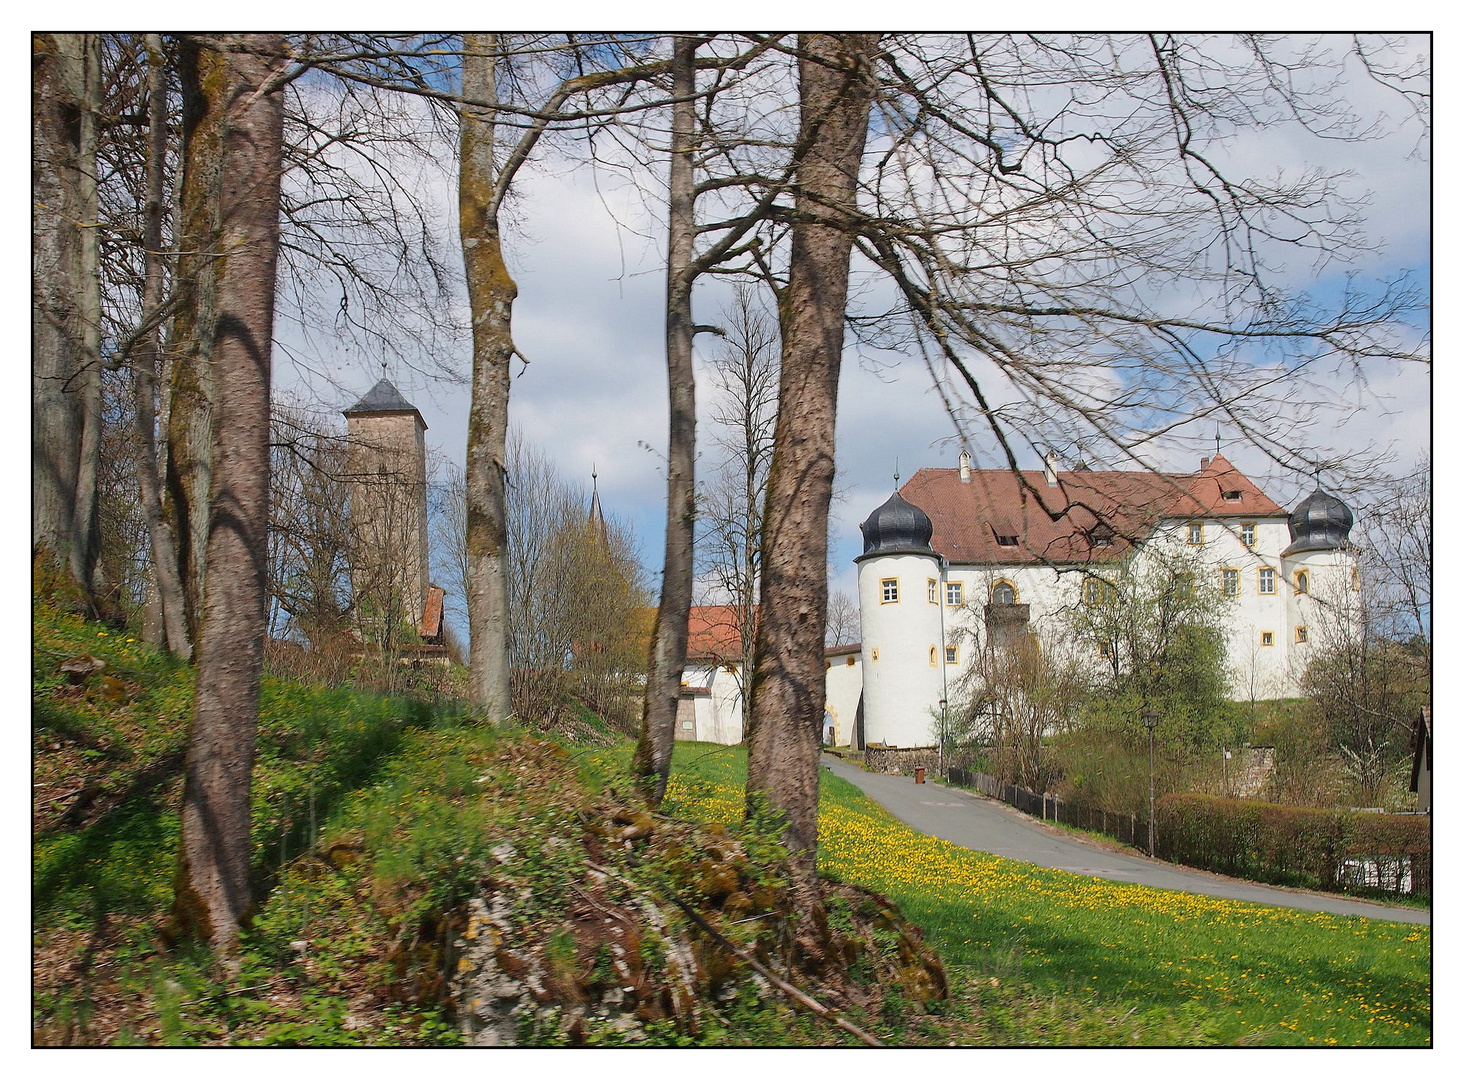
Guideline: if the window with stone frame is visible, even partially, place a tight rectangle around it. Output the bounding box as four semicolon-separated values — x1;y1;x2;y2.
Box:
881;578;899;603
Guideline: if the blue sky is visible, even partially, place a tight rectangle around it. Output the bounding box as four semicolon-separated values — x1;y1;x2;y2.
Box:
14;30;1418;630
274;33;1429;613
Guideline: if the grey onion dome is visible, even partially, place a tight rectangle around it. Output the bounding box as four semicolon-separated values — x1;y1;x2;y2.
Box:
1282;486;1354;556
857;490;936;560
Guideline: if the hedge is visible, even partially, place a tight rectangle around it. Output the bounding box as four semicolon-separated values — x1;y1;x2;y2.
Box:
1155;793;1430;896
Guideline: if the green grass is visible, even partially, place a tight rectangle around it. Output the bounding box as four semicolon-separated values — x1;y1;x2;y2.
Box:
33;604;444;928
33;599;1430;1047
646;742;1431;1047
32;601;472;1045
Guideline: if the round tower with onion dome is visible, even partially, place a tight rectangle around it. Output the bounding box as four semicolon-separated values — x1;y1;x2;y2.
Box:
1282;482;1358;678
855;489;946;749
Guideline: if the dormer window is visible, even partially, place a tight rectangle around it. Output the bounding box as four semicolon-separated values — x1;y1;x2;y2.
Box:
1222;490;1243;502
990;519;1020;547
1089;522;1115;548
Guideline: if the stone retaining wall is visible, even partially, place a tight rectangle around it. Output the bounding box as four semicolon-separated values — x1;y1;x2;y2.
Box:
863;744;939;776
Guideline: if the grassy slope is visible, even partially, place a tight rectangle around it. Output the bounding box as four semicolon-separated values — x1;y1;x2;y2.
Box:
33;603;463;1045
33;604;1429;1047
650;742;1431;1047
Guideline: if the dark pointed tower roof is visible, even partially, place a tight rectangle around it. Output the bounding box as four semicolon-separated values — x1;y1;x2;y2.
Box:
855;490;939;562
588;467;608;545
343;378;427;428
1282;485;1354;556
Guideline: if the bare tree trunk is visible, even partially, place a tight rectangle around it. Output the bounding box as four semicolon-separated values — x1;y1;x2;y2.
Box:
70;33;103;604
136;33;192;658
32;33;86;578
634;35;698;804
460;34;514;722
746;33;876;867
174;32;283;957
166;35;225;645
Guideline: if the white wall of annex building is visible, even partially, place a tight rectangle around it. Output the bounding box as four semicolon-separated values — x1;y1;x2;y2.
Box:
682;664;745;745
824;654;863;747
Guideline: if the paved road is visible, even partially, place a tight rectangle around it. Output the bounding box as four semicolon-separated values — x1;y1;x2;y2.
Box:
821;755;1430;926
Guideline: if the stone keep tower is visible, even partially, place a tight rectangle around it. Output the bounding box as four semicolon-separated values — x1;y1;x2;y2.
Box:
343;378;430;637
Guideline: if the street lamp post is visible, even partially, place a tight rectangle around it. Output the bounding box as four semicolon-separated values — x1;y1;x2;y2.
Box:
1142;709;1160;857
938;698;948;779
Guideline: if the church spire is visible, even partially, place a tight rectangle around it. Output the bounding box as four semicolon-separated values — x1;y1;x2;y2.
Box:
588;465;608;544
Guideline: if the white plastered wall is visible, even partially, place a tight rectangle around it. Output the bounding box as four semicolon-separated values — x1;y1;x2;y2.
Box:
823;652;863;746
1283;548;1359;694
857;511;1356;730
681;663;746;745
857;551;946;747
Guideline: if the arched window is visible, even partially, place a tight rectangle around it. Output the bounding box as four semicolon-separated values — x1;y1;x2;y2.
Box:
929;645;938;667
1295;570;1309;594
991;580;1017;605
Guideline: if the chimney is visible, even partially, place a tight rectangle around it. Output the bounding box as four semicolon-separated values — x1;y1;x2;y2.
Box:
1200;456;1210;472
958;448;972;483
1043;451;1058;487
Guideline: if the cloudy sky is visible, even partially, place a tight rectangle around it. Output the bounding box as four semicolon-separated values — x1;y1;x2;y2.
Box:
273;32;1430;615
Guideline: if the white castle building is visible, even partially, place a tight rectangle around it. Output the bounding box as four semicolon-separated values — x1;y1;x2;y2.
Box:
842;452;1358;750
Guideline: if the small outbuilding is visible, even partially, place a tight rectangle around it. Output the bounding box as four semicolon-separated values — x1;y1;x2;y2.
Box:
1410;705;1432;814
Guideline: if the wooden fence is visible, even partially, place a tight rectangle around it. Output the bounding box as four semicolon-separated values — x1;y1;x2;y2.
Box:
946;767;1145;848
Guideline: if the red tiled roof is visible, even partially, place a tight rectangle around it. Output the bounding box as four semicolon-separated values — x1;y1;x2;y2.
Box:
899;455;1285;567
1179;454;1285;517
686;605;751;662
419;584;445;640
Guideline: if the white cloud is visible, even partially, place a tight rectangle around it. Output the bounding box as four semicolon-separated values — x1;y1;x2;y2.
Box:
273;35;1429;608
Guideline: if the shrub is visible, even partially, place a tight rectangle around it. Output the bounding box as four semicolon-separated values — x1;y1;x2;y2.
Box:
1156;793;1430;896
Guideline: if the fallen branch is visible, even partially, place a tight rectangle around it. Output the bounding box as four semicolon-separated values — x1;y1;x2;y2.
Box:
583;860;884;1048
